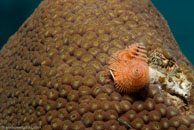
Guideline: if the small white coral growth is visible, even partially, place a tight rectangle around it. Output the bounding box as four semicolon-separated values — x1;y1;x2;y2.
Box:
149;67;164;84
149;67;192;98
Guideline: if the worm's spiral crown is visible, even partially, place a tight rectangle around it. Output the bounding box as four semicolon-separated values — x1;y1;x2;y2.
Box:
109;43;149;93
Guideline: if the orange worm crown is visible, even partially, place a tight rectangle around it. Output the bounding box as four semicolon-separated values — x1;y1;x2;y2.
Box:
109;43;149;93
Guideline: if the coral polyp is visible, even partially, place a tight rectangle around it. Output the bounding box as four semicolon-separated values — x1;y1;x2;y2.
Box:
109;43;149;93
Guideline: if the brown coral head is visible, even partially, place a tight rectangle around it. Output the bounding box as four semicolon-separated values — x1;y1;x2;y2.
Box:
109;43;149;93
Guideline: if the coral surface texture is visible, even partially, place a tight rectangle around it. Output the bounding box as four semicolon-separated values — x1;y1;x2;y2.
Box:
0;0;194;130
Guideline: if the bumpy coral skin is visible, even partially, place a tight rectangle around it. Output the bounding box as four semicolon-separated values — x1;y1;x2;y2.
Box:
109;43;149;93
0;0;194;129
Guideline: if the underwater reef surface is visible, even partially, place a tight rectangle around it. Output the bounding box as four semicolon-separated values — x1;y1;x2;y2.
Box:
0;0;194;129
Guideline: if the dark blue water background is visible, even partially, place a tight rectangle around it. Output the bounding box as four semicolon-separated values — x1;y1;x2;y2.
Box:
0;0;194;65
